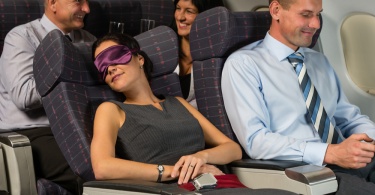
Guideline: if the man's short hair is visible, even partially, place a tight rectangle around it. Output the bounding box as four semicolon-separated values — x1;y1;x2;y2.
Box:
269;0;296;10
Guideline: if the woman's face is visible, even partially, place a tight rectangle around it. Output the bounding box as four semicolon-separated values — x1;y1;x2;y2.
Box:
174;0;199;38
94;40;144;92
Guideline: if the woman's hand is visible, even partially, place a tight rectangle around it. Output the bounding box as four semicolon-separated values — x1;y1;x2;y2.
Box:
171;153;207;184
171;153;224;184
199;164;224;176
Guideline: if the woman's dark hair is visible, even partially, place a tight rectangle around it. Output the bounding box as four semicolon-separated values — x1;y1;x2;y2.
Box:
179;0;223;13
92;33;153;82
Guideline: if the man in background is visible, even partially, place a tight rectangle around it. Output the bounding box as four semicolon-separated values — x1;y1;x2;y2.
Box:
0;0;96;193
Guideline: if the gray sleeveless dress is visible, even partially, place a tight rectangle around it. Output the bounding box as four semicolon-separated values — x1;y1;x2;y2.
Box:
109;96;205;165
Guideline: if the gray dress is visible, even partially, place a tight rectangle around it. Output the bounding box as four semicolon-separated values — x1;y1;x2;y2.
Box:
109;96;296;195
110;96;204;165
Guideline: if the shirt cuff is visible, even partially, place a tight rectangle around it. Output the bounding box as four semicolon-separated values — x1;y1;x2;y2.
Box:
365;132;375;140
302;142;328;166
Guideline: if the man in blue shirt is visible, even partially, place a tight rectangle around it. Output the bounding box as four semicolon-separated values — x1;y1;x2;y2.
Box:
222;0;375;193
0;0;96;194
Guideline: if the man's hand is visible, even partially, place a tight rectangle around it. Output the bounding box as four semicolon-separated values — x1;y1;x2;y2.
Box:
324;133;375;169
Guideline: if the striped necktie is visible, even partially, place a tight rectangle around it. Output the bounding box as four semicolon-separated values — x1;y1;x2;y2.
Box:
288;52;339;143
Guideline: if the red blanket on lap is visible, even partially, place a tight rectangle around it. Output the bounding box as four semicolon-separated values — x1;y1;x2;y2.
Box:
179;174;247;191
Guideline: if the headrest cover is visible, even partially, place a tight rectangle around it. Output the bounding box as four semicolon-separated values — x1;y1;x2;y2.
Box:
134;25;178;77
34;30;99;97
189;6;238;61
94;45;138;80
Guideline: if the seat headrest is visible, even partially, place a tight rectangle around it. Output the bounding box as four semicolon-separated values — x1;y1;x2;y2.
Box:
134;26;178;78
34;26;178;97
33;30;96;97
190;7;273;61
0;0;43;55
190;6;321;61
190;6;238;61
83;0;142;37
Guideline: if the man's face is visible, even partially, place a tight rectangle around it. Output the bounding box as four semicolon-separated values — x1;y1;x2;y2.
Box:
277;0;322;50
52;0;90;33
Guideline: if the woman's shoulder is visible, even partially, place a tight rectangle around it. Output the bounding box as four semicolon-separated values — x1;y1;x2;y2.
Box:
163;96;188;108
94;101;125;128
165;96;185;103
100;100;122;108
166;96;197;113
96;101;123;115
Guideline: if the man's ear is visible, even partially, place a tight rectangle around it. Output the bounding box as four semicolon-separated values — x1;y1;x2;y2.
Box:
269;1;281;22
48;0;57;12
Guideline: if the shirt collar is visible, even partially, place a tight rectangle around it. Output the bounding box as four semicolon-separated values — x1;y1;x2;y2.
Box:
40;14;73;41
263;32;305;62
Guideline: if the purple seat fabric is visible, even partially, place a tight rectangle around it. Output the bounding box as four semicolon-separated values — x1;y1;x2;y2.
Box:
138;0;174;27
135;27;181;96
83;0;174;38
33;25;180;183
0;0;176;55
0;0;42;56
190;6;321;141
84;0;142;37
37;178;72;195
0;0;71;194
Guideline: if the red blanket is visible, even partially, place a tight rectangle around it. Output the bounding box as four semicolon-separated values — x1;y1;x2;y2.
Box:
179;174;247;191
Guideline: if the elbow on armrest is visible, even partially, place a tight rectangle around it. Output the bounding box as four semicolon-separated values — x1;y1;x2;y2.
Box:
234;143;242;160
92;162;112;180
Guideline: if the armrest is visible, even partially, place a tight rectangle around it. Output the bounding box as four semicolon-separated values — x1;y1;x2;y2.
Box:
230;159;308;170
0;144;9;194
0;132;37;195
83;180;196;195
229;159;337;195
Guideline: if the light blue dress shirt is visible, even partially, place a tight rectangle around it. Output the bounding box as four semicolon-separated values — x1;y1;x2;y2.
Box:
0;14;96;130
222;32;375;166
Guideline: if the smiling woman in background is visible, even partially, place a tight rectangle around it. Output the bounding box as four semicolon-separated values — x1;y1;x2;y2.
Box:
171;0;224;108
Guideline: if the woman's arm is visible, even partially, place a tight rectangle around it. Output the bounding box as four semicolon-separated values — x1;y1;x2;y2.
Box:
90;102;176;182
173;97;242;183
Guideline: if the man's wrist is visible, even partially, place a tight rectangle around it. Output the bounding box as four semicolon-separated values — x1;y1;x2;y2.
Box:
323;144;334;165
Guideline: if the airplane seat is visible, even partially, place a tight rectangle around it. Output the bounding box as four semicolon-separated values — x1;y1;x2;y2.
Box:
0;0;43;57
138;0;175;28
321;0;375;121
0;145;8;195
33;26;194;194
221;0;323;53
83;0;175;38
83;0;143;37
222;0;269;12
0;132;71;195
190;6;337;194
36;178;72;195
0;0;72;194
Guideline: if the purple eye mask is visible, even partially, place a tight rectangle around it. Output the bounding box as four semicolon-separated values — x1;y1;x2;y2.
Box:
94;45;136;80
